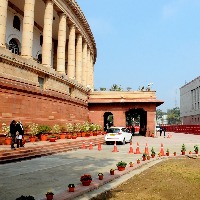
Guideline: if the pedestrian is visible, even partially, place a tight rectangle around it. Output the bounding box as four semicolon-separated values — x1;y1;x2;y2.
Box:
163;127;166;137
10;120;17;150
16;121;24;148
159;127;163;136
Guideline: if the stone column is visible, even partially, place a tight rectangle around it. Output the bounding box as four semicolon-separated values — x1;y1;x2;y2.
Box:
21;0;35;58
86;49;91;88
57;13;67;74
75;34;83;83
90;56;94;91
0;0;8;47
82;41;87;86
42;0;53;68
67;24;76;79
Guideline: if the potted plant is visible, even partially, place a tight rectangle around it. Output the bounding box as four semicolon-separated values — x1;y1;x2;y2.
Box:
81;121;90;137
98;173;104;180
110;169;115;175
116;161;127;171
16;195;35;200
38;125;51;141
66;123;74;138
194;145;199;154
142;153;147;161
173;152;176;156
151;132;154;137
72;133;77;139
166;148;169;156
68;184;75;192
28;123;39;142
2;123;12;145
147;155;151;160
74;123;82;137
129;162;134;167
189;150;192;154
151;147;156;158
80;174;92;186
181;144;186;155
137;159;140;164
45;191;54;200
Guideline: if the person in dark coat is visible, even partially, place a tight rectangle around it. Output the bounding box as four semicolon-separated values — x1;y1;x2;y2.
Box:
10;120;17;150
16;121;24;148
160;127;163;136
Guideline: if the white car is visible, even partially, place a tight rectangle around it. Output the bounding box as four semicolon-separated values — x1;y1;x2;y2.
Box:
105;127;132;145
156;125;161;132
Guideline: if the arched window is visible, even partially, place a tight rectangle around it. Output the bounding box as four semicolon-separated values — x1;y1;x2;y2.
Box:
13;16;20;31
40;35;43;46
37;54;42;63
9;39;19;55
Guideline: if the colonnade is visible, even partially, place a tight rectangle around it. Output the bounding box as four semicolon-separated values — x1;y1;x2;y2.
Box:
0;0;95;89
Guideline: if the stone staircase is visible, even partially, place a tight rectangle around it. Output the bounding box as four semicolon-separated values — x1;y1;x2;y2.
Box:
0;136;105;164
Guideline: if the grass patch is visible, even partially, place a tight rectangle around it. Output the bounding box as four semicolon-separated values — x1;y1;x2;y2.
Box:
91;158;200;200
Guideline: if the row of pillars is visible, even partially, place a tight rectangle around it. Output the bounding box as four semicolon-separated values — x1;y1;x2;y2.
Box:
0;0;94;89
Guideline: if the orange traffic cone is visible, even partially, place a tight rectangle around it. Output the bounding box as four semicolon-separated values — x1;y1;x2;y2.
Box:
98;141;102;151
82;141;86;149
135;142;141;154
112;141;119;152
145;143;149;155
129;141;134;153
89;141;93;150
160;143;164;156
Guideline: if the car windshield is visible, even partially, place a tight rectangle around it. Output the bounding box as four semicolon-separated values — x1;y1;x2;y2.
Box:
107;128;120;133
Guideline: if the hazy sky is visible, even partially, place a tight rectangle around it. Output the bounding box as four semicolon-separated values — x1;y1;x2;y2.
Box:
76;0;200;112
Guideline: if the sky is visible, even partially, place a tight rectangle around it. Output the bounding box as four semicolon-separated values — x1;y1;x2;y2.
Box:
76;0;200;112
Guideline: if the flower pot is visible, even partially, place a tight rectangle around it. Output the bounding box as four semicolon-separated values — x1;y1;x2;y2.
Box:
81;132;86;137
195;151;198;154
166;152;169;156
147;156;150;160
129;163;134;167
77;133;82;137
41;134;47;141
137;160;140;164
68;187;75;192
72;136;77;139
66;134;72;139
110;170;114;175
142;157;146;161
59;134;66;139
46;194;54;200
29;136;36;142
49;138;56;142
81;180;91;186
5;137;12;145
173;152;176;156
117;166;125;171
99;175;103;180
182;151;185;155
151;154;155;158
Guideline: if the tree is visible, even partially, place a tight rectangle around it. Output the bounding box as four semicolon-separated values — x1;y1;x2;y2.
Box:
167;107;181;125
156;109;164;120
110;84;123;91
100;88;106;91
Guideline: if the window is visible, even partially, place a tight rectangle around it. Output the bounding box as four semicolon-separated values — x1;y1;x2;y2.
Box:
40;35;43;46
38;77;44;89
13;16;20;31
37;54;42;64
9;39;19;55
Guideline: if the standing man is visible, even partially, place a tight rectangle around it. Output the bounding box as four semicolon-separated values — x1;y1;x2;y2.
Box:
10;120;17;150
160;127;163;136
16;121;24;148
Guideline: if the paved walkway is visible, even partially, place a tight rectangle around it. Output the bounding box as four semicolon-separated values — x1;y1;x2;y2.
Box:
0;132;199;200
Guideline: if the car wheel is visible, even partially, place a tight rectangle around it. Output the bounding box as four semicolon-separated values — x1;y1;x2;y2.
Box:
122;138;125;145
106;141;110;145
129;136;132;143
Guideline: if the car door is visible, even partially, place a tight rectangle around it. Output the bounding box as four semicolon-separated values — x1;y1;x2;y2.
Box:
122;128;132;142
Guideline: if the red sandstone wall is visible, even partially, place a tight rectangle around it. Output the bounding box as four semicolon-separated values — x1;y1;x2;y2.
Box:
89;103;156;136
0;86;89;127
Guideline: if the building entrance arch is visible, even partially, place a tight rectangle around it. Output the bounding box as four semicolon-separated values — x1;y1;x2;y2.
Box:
103;112;113;131
125;108;147;136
